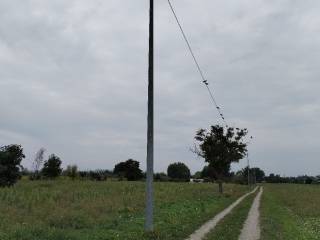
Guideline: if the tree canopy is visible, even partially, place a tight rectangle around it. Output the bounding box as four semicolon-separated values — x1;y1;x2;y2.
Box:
193;125;248;192
113;159;143;181
194;125;248;179
234;167;265;184
42;154;62;179
0;144;25;187
167;162;191;181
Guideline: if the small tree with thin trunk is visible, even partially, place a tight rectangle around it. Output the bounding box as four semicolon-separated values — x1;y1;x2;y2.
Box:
30;148;46;180
193;125;248;193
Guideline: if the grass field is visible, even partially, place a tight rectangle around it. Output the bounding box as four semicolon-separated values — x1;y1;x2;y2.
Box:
0;180;247;240
261;184;320;240
2;181;319;240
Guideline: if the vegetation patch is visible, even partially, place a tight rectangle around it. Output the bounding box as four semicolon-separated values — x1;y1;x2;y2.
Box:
261;184;320;240
0;180;247;240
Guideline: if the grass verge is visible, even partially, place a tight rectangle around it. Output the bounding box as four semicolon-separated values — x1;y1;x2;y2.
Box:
261;184;320;240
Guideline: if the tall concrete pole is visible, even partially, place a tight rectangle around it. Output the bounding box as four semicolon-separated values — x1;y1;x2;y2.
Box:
145;0;154;232
247;152;250;187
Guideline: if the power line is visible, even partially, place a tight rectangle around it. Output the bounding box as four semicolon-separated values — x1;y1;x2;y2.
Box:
167;0;228;127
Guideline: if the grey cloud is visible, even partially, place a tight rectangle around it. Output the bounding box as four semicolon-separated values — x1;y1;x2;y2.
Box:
0;0;319;176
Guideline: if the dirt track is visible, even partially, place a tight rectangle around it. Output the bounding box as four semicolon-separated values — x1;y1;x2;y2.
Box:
186;186;258;240
238;187;263;240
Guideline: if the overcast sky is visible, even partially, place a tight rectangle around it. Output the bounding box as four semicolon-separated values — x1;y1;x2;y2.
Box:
0;0;319;176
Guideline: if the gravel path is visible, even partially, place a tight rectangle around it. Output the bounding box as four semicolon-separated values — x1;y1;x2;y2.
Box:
238;187;263;240
185;186;259;240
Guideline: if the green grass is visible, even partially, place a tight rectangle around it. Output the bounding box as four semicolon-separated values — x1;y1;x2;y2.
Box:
204;187;257;240
0;180;247;240
261;184;320;240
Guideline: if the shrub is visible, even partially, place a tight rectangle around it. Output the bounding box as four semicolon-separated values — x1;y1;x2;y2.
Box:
154;173;169;182
89;170;108;181
78;170;110;181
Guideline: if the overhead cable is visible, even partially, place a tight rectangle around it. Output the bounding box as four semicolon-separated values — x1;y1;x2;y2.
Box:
167;0;228;127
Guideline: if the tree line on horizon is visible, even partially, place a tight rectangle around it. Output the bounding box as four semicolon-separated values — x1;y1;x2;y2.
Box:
1;125;319;188
2;144;318;188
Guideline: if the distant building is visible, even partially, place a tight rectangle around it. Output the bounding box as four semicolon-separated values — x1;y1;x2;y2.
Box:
190;178;204;183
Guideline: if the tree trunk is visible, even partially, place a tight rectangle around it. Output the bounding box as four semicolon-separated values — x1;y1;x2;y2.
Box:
218;180;223;194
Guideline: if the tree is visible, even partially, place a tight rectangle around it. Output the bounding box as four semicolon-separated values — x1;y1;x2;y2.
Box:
251;167;265;183
30;148;46;180
65;165;78;180
305;177;313;184
201;165;216;180
193;125;248;193
78;170;111;181
90;170;108;181
154;172;169;182
167;162;191;181
235;167;265;185
193;171;202;179
113;159;143;181
265;173;281;183
42;154;62;179
0;144;25;187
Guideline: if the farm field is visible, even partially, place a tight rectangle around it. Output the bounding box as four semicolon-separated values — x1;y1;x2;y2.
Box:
0;180;247;240
261;184;320;240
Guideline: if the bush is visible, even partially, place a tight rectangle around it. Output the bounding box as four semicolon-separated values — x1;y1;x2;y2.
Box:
305;177;313;184
89;170;108;181
29;173;42;181
78;170;110;181
154;173;169;182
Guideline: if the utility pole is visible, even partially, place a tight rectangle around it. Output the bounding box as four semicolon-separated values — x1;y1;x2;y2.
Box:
145;0;154;232
247;136;253;187
247;152;250;187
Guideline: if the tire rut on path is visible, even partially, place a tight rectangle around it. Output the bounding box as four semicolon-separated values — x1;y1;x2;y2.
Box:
185;186;259;240
238;186;263;240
